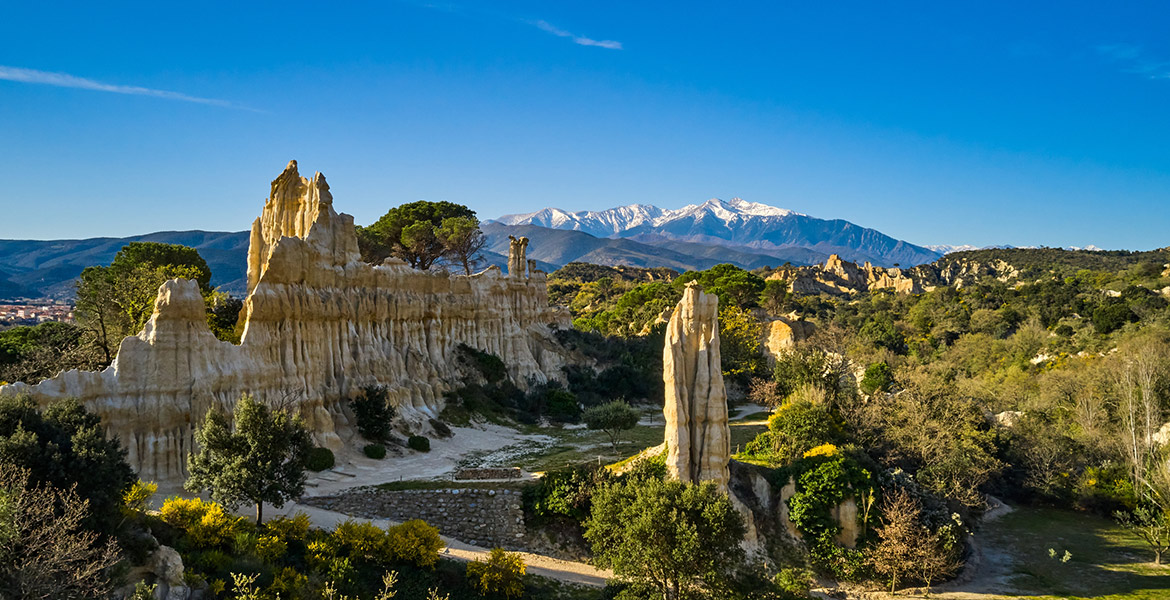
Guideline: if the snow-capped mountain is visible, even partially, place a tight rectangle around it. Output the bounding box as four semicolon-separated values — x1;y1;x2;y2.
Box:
492;198;940;267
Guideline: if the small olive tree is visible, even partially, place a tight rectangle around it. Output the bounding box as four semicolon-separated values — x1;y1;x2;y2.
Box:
583;400;640;451
186;394;313;523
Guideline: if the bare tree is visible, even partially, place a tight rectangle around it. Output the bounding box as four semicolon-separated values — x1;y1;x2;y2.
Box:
0;465;121;600
870;488;962;594
1112;337;1168;488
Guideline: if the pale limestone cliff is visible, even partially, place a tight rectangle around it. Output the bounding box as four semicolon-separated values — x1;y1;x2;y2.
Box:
663;283;730;491
0;161;570;481
781;254;925;296
762;317;816;364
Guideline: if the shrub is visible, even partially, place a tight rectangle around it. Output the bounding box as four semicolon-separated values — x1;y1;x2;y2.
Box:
191;548;234;573
544;388;582;423
158;497;245;549
123;479;158;514
386;519;443;568
529;464;610;522
264;512;312;544
767;397;839;462
307;447;335;471
332;519;390;563
255;534;288;562
860;362;894;395
268;567;308;599
364;443;387;459
774;567;815;598
350;385;396;442
408;435;431;452
466;548;526;599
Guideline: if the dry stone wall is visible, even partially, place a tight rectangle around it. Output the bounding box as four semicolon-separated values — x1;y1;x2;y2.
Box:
0;161;571;481
304;487;526;548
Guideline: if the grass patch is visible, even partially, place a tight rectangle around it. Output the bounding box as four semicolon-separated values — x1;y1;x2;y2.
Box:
513;423;666;472
729;420;768;455
977;506;1168;600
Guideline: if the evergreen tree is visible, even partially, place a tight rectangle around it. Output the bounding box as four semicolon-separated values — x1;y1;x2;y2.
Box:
186;395;312;523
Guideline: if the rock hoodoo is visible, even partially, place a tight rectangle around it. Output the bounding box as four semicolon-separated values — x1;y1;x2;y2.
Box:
0;161;571;481
662;282;731;492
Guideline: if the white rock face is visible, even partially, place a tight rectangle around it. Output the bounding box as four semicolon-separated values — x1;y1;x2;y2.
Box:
0;161;570;482
662;283;730;492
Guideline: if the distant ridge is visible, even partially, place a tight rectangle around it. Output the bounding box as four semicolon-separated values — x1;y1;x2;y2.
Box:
492;197;941;267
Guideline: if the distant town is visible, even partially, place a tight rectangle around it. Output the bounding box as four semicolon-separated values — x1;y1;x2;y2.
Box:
0;299;74;327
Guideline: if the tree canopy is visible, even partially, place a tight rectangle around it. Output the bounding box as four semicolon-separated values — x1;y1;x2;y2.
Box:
74;241;232;366
0;395;135;536
585;478;746;600
356;201;482;271
186;394;313;523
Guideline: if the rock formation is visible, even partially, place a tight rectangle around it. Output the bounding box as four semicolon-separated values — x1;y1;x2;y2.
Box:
0;161;570;481
780;254;925;296
662;282;730;491
762;317;816;364
507;235;529;278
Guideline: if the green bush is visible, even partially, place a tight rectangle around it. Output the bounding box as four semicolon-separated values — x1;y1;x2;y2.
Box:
528;464;611;522
408;435;430;452
466;548;526;599
350;385;396;442
774;567;816;598
306;447;335;472
860;362;894;395
766;399;839;462
363;443;387;459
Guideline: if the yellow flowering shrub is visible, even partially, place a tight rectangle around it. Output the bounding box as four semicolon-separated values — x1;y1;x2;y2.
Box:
123;480;158;513
387;520;443;568
255;534;288;562
265;511;311;543
466;548;525;599
802;443;839;458
159;497;244;549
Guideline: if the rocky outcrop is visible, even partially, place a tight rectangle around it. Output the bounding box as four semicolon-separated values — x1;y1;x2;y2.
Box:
779;254;926;296
762;317;816;364
662;283;730;492
0;161;570;481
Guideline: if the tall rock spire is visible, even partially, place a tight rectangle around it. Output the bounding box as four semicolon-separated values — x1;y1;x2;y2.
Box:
662;282;731;491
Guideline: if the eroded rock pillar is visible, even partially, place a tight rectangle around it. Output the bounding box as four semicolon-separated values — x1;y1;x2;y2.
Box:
663;282;730;491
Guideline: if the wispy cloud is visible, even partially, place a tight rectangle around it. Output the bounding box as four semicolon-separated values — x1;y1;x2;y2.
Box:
398;0;624;51
0;65;258;110
1096;44;1170;79
530;20;622;50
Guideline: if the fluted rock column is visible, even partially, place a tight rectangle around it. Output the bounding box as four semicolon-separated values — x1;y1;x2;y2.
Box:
663;282;730;491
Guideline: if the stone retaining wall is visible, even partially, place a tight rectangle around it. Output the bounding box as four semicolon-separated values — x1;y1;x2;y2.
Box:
455;467;522;480
304;487;526;548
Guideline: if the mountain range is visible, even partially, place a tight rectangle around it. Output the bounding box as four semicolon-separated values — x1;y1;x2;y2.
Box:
491;197;941;268
0;198;944;301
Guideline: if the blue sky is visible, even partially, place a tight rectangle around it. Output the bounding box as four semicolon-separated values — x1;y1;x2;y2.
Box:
1;1;1167;250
